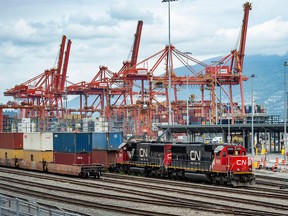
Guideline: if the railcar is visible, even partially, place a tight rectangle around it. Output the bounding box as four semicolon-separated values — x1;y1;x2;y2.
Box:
113;141;255;187
0;157;103;178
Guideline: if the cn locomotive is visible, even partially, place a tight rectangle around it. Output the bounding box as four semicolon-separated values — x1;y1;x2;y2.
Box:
113;140;255;187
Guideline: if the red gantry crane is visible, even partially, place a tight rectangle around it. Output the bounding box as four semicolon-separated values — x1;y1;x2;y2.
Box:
3;35;72;119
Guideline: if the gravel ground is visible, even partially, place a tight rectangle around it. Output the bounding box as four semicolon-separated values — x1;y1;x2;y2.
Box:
1;170;287;215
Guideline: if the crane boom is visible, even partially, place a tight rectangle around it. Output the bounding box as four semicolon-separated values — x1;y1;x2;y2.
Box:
60;39;72;93
131;20;143;66
238;2;252;70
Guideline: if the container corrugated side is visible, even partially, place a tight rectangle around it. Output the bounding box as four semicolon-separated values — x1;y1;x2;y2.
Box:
76;133;92;153
92;150;108;165
0;133;23;149
108;132;123;151
40;132;53;151
23;150;53;162
0;149;23;159
92;132;107;150
53;152;92;165
53;133;75;153
23;133;41;150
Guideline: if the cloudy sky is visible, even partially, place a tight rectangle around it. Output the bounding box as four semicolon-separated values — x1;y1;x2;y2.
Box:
1;0;288;103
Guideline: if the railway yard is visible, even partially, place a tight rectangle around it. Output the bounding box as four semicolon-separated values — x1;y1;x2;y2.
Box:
0;167;287;216
1;1;288;215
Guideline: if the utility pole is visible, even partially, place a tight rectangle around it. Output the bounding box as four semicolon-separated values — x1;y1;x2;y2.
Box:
284;61;288;161
250;74;255;157
162;0;177;125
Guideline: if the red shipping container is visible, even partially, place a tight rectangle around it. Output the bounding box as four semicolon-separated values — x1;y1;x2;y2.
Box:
53;152;92;165
0;133;23;149
92;150;116;167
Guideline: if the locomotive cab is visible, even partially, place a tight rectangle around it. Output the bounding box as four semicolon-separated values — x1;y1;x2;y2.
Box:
211;145;255;186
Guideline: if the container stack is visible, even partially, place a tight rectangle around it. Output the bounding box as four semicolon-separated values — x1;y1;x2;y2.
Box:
0;132;23;166
53;133;92;165
20;132;54;170
91;132;123;166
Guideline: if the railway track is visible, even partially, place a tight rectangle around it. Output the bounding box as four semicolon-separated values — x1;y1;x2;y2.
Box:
0;167;288;215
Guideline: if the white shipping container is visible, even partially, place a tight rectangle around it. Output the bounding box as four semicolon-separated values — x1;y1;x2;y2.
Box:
23;132;53;151
21;118;31;124
18;127;31;133
94;126;102;132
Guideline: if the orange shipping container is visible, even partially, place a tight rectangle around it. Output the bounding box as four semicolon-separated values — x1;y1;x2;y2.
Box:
0;149;23;159
23;150;53;163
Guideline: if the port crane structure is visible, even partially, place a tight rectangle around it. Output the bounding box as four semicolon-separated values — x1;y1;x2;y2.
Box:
1;3;252;137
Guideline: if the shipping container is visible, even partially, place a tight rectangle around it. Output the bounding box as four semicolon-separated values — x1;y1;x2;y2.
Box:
108;132;123;151
92;132;108;150
0;133;23;149
76;133;92;152
0;149;23;159
23;150;53;162
53;133;92;153
53;152;92;165
92;150;116;167
23;132;53;151
53;133;74;153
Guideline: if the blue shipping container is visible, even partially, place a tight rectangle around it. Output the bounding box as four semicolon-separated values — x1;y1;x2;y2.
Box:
108;132;123;151
92;133;108;150
76;133;92;153
53;133;92;153
53;133;75;153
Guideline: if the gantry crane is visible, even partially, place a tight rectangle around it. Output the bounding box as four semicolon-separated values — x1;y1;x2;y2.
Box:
3;35;71;118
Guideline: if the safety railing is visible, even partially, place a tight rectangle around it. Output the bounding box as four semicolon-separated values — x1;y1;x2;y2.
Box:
0;194;81;216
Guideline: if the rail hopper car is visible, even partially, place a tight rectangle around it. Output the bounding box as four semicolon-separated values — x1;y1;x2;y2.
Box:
113;141;255;187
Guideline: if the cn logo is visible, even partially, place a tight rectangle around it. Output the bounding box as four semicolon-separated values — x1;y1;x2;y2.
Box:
236;160;247;166
139;148;148;157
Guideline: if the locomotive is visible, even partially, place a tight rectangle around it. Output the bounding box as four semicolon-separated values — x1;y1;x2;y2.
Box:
113;140;255;187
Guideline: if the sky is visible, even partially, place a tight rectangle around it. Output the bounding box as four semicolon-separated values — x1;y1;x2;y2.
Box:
0;0;288;103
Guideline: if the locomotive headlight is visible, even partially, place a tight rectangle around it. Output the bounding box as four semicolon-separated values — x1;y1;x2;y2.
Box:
237;168;240;172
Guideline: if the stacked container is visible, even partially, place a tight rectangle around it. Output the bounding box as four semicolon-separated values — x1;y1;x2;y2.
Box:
53;133;92;165
0;133;24;161
91;132;123;166
23;132;53;163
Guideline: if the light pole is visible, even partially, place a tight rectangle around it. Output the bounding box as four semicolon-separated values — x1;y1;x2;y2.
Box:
284;61;288;161
187;75;189;125
162;0;177;125
183;51;192;125
250;74;255;157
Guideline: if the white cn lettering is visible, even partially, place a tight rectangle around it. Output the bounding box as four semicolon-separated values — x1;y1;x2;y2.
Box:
190;151;201;161
139;148;148;157
236;160;247;166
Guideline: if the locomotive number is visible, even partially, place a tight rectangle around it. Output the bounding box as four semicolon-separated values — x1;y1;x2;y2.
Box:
190;151;201;161
236;160;247;166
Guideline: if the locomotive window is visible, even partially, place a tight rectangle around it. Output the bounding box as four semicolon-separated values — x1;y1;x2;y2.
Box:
227;150;234;155
222;151;226;157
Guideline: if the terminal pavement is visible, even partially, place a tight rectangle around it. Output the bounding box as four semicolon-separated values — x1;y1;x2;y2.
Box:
250;152;288;183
